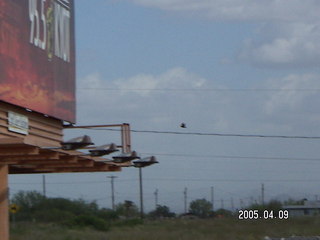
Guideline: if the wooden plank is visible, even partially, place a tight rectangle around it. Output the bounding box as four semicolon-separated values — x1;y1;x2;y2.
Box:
104;162;133;167
9;164;121;174
9;166;54;174
0;137;25;145
55;165;121;173
35;160;94;168
0;102;63;147
0;152;59;162
0;137;125;174
0;147;39;156
58;155;78;163
0;165;9;240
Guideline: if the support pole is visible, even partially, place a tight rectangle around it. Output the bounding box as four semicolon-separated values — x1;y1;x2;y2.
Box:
0;165;9;240
108;176;117;210
154;189;158;209
42;175;46;197
211;186;214;211
261;183;265;206
184;187;188;214
139;167;144;219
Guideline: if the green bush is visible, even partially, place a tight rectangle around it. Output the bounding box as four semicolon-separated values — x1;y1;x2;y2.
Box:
113;218;143;227
11;191;103;222
67;215;110;231
148;205;176;219
34;208;75;223
10;191;145;232
96;208;119;221
189;199;212;218
115;200;139;218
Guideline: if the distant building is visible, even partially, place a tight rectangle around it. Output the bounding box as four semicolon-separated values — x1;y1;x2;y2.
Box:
283;200;320;217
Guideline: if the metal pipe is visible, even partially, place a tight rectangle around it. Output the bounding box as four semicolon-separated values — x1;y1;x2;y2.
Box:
63;124;125;129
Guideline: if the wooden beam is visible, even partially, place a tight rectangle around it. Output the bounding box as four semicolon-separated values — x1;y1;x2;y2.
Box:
104;162;133;167
54;165;121;173
9;166;55;174
0;165;9;240
9;163;121;174
0;151;59;163
58;155;78;163
35;160;94;169
0;137;26;145
0;139;125;174
5;155;77;166
17;159;76;165
0;147;38;157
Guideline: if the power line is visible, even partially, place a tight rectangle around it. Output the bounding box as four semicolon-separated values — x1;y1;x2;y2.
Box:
130;130;320;139
9;179;135;185
142;178;320;183
77;87;320;92
75;127;320;140
10;178;320;185
141;152;320;162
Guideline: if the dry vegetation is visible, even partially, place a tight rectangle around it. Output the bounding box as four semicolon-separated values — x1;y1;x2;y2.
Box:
10;217;320;240
9;192;320;239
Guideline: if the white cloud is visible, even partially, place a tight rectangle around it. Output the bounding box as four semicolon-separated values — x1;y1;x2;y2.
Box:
240;23;320;67
78;68;320;137
131;0;320;22
129;0;320;68
77;68;214;127
78;68;320;140
264;74;320;115
113;67;206;96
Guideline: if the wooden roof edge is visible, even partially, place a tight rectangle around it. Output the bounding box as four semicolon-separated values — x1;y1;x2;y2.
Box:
0;137;116;161
0;137;125;174
0;137;59;149
9;164;122;174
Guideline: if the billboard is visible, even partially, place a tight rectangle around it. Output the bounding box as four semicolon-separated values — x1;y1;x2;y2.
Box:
0;0;75;123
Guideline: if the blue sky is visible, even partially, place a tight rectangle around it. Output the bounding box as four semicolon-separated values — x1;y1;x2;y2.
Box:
10;0;320;213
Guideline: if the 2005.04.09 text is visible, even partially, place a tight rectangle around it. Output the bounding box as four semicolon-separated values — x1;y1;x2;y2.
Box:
238;210;289;220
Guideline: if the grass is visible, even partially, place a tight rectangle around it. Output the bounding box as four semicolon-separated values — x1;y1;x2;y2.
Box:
10;217;320;240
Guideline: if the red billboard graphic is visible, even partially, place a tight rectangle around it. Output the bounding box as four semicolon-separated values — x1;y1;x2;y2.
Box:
0;0;75;123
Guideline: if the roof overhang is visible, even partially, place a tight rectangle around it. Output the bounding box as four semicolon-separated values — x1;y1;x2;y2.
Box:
0;137;123;174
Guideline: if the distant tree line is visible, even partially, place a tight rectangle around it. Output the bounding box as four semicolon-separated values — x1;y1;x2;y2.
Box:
11;190;305;230
11;191;142;231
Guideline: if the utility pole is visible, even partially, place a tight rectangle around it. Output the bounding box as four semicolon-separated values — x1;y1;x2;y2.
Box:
240;199;244;209
221;199;224;209
42;175;46;197
231;197;234;212
261;184;264;205
211;186;214;211
154;189;158;208
184;187;188;213
138;167;144;219
107;176;117;210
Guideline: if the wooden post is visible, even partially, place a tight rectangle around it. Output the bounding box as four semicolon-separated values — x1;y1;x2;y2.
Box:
0;164;9;240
